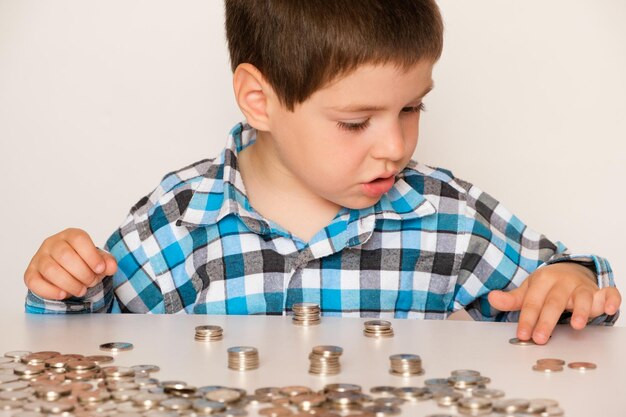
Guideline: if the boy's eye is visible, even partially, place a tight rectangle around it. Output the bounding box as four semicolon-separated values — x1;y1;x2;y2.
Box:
336;103;426;133
337;119;370;132
401;103;427;113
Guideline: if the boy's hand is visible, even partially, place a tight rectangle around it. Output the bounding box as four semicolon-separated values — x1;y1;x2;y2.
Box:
24;228;117;300
487;262;621;344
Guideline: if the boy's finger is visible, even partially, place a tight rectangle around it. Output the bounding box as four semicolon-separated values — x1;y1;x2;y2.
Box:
49;241;98;287
570;286;593;330
26;270;67;300
65;231;107;275
39;258;87;298
516;282;552;341
532;287;569;344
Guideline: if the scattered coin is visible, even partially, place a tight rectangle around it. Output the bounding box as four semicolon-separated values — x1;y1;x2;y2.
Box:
567;362;597;371
532;363;564;373
99;342;134;352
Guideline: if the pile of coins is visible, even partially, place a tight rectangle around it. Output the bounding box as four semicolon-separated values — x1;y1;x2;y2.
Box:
292;303;321;326
363;320;394;338
0;347;569;417
389;353;424;377
308;345;343;376
227;346;259;371
194;325;224;342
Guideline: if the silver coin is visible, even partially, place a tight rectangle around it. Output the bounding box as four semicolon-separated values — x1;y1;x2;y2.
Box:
99;342;134;352
509;337;537;346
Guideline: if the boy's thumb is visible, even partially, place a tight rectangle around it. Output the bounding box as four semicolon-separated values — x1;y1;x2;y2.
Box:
487;288;523;312
98;249;118;277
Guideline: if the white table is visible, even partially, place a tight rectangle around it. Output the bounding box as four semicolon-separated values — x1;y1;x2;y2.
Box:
1;312;624;416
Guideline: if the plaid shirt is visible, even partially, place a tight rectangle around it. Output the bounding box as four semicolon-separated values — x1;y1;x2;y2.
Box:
26;123;617;324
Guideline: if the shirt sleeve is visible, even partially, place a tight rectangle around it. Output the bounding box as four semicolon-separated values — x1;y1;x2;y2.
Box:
24;210;159;314
453;182;618;325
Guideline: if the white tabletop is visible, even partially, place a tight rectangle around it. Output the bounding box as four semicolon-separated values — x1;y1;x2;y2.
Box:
1;312;624;416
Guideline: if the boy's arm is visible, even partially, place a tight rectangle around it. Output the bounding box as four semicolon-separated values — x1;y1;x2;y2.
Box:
453;182;619;328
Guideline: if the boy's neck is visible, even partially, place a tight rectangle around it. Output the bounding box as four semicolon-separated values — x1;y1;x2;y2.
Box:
237;131;342;243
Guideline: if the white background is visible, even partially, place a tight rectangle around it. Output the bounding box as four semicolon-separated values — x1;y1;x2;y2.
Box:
0;0;624;323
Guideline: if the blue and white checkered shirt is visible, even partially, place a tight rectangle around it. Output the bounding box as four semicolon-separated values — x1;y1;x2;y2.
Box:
26;123;617;324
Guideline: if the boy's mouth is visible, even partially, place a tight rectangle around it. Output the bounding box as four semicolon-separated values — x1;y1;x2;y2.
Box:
362;175;396;198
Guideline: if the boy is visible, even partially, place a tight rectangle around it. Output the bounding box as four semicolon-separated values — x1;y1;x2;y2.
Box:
23;0;620;345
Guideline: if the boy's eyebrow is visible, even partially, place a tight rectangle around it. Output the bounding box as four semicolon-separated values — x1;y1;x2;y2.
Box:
328;83;434;113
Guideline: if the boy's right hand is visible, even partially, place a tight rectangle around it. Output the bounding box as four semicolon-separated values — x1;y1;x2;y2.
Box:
24;228;117;300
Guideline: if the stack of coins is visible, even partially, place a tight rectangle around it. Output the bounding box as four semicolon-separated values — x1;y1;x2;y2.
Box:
389;354;424;377
532;358;565;373
292;303;321;326
227;346;259;371
363;320;394;338
194;325;224;342
308;345;343;375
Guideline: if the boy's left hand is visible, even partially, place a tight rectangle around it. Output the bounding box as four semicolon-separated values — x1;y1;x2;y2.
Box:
487;262;621;345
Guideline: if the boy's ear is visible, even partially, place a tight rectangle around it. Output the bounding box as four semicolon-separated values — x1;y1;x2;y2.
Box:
232;63;274;131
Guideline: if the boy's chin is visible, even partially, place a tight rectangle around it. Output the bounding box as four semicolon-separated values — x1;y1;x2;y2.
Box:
340;195;383;210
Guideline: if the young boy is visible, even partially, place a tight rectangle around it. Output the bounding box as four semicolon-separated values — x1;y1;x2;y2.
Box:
23;0;620;345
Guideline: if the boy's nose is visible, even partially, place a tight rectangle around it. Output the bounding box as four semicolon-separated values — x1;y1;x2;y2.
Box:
371;123;406;162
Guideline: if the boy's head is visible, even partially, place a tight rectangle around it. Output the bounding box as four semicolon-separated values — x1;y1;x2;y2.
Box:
224;1;444;211
225;0;443;111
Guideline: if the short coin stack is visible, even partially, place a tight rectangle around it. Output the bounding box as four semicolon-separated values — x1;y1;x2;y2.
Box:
308;345;343;375
389;353;424;377
227;346;259;371
292;303;321;326
363;320;394;338
194;325;224;342
533;358;565;373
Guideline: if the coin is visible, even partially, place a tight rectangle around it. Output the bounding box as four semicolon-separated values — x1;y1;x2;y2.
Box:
258;406;293;416
567;362;597;371
205;388;242;403
370;386;397;396
536;358;565;367
279;386;311;397
99;343;134;352
84;355;115;365
509;338;537;346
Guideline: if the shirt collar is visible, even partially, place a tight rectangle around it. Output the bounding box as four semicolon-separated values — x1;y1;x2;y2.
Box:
178;123;436;238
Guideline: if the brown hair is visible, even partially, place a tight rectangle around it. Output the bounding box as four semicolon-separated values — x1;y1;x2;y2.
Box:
225;0;444;111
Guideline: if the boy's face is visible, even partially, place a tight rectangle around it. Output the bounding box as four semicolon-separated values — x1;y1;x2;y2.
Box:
263;60;434;210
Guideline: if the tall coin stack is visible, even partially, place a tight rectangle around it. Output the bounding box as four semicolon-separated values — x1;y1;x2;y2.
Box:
194;325;224;342
227;346;259;371
389;354;425;376
292;303;321;326
308;345;343;376
363;320;394;338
